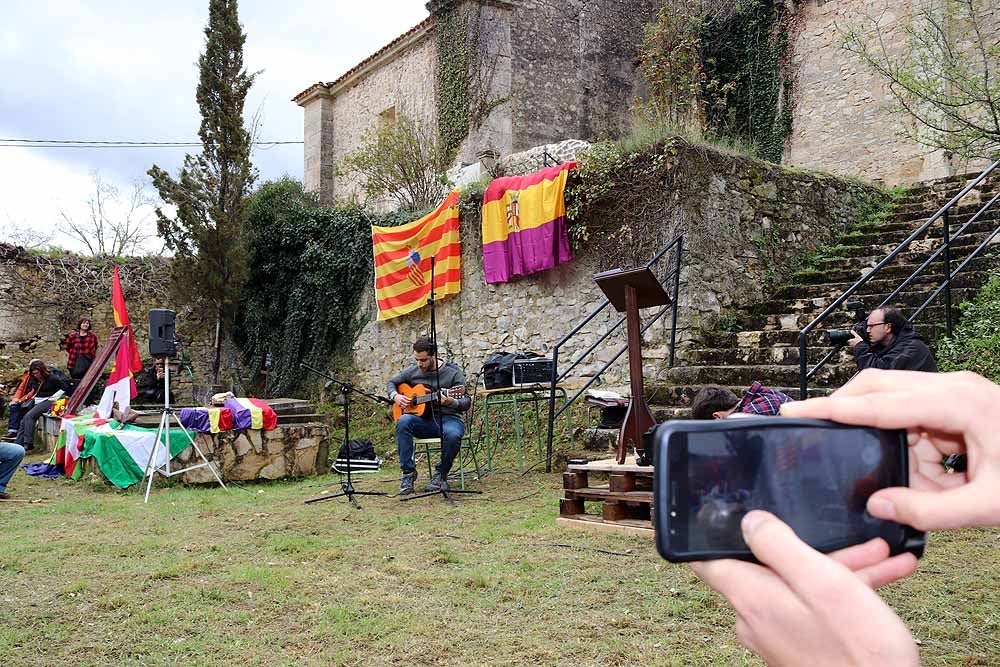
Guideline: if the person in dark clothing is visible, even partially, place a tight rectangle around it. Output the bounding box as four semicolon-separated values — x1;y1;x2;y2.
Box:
63;316;99;380
14;360;67;451
691;382;794;420
848;307;937;372
386;336;471;495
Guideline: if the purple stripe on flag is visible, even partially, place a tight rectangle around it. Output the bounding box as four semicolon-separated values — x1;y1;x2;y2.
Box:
180;408;212;433
483;216;572;284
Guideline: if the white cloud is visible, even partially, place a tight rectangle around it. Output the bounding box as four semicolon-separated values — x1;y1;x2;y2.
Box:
0;0;430;252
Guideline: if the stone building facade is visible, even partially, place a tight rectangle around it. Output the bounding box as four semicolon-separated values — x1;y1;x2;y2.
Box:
293;0;661;205
786;0;995;185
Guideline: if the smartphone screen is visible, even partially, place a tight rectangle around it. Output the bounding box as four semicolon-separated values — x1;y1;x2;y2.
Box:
655;418;923;562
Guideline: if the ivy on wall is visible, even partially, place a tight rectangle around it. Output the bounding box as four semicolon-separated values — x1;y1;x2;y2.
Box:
237;179;376;397
637;0;796;163
436;7;472;162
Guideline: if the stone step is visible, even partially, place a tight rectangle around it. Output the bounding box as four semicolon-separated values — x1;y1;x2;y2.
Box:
740;304;953;332
878;208;1000;232
813;243;996;271
664;363;856;389
836;226;995;253
645;382;834;407
276;412;333;425
754;287;981;318
265;398;319;416
684;345;842;366
701;329;804;349
791;243;997;285
773;269;992;301
889;198;1000;219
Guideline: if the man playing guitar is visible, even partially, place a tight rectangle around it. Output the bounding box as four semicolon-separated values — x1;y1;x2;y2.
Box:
387;336;471;495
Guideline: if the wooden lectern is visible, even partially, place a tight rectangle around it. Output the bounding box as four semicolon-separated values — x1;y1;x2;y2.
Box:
594;267;671;464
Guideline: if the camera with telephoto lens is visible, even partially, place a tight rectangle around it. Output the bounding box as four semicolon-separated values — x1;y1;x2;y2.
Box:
826;300;869;346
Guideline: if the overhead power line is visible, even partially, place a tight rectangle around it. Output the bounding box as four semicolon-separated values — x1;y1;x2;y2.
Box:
0;138;303;149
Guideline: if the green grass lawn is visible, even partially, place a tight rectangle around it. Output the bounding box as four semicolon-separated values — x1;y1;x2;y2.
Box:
1;448;998;667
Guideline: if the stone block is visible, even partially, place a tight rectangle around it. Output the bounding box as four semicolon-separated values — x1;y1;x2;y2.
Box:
258;457;287;480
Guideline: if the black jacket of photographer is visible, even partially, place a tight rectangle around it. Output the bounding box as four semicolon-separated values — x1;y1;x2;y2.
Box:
852;326;937;372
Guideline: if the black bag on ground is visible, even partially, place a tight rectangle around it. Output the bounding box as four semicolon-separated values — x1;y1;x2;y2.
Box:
337;438;376;461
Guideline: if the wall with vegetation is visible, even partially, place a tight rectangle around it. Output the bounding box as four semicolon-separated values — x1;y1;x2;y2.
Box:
351;138;884;391
0;246;218;399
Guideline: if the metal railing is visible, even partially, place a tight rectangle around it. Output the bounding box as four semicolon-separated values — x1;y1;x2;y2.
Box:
798;160;1000;398
544;235;683;471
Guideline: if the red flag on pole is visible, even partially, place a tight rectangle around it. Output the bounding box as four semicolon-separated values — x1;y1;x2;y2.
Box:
111;265;143;372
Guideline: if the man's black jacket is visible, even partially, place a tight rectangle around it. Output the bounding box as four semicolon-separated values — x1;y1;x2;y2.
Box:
852;327;937;372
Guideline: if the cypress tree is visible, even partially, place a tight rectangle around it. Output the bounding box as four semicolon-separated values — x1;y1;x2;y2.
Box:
149;0;257;382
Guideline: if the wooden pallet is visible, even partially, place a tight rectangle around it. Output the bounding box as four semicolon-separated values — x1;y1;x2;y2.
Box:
558;456;655;536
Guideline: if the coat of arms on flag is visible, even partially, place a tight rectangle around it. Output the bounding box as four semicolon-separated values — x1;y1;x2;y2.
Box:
371;189;462;320
481;162;575;284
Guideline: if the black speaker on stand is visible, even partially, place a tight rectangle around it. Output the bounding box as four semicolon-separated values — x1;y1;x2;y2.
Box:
149;309;177;358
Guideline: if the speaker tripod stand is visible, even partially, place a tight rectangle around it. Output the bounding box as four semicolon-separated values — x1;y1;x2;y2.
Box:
142;359;227;503
301;363;390;510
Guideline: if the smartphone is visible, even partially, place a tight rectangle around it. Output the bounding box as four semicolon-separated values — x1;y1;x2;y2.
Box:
654;417;925;563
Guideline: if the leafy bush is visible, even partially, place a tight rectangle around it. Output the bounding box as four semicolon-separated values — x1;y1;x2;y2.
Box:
936;271;1000;382
237;178;375;396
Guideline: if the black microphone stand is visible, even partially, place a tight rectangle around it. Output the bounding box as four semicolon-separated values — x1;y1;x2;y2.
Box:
300;362;390;509
401;257;481;503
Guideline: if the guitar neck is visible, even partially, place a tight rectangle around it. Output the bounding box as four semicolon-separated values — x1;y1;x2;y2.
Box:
411;388;461;405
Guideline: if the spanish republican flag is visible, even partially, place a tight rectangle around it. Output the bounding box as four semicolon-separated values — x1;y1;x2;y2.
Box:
372;189;462;320
481;162;575;284
111;265;143;372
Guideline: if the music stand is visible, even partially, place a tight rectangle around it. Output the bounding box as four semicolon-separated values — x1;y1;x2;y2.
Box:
300;363;390;510
594;267;671;464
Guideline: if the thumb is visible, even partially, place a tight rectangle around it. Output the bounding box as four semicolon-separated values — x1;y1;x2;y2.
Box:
867;484;1000;531
740;510;836;596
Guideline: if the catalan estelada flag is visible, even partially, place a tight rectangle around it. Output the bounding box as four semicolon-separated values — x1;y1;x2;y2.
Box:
481;162;575;284
372;189;462;320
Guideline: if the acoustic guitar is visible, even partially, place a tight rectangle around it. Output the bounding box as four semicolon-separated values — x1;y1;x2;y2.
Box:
392;383;466;422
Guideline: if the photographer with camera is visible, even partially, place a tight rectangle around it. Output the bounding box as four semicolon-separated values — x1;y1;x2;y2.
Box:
848;307;936;373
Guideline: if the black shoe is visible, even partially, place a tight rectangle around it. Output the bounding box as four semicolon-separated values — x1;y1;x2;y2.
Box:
425;472;449;492
399;471;417;495
0;492;10;500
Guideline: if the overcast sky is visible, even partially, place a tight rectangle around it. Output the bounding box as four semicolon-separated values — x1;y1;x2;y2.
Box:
0;0;430;253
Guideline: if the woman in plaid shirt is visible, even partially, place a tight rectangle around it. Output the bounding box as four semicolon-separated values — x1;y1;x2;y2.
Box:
63;317;99;379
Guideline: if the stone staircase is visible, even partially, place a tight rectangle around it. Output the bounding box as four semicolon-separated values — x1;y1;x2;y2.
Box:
576;171;1000;451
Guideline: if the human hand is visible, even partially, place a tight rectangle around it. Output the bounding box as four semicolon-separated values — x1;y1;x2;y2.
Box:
847;330;864;349
393;393;411;409
691;511;919;667
781;369;1000;530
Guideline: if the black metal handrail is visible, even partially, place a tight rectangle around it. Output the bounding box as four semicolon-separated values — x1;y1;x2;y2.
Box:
798;159;1000;398
543;235;683;471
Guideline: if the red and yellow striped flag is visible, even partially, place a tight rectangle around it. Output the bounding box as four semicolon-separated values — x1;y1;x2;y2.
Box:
372;189;462;320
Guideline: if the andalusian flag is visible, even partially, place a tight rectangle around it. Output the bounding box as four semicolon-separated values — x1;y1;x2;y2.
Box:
98;330;137;418
55;417;190;489
481;163;575;284
372;189;462;320
111;265;143;372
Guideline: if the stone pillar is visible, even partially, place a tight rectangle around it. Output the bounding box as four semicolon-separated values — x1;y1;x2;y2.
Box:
302;91;337;204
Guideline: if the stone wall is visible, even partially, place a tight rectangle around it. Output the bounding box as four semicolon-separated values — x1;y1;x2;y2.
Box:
785;0;992;185
352;140;880;390
0;249;218;401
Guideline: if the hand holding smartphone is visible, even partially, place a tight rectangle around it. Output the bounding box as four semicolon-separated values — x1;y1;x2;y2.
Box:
654;417;925;563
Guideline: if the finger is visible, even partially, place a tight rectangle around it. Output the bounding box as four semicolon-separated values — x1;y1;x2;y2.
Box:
739;511;847;598
779;391;973;436
852;552;919;589
833;369;991;399
689;559;779;603
828;537;889;571
867;483;1000;530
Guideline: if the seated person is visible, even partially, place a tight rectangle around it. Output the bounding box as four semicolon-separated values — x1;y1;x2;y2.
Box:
0;440;25;499
691;381;793;420
7;358;43;437
14;360;68;452
848;306;936;372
